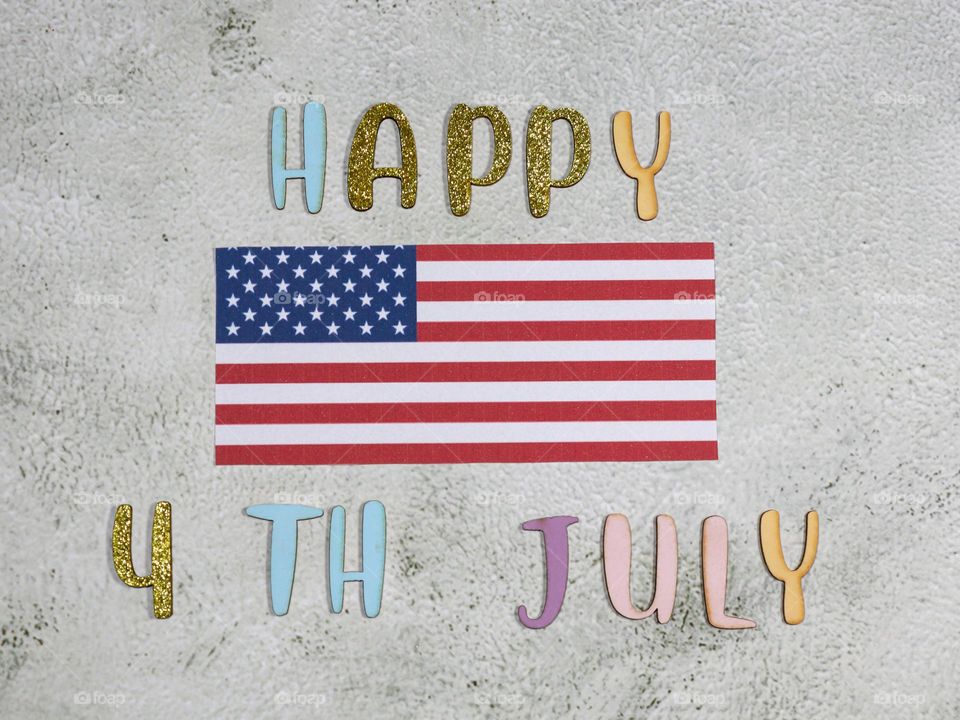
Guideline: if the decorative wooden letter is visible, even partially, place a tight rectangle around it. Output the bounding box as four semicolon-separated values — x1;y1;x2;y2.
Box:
446;104;512;216
525;106;591;218
348;103;418;211
328;501;387;618
245;504;325;616
701;516;756;630
760;510;819;625
602;514;677;623
270;102;327;213
613;111;670;220
517;515;579;629
112;501;173;619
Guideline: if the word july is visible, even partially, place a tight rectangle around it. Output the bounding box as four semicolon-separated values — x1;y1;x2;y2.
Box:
271;102;671;220
517;510;819;630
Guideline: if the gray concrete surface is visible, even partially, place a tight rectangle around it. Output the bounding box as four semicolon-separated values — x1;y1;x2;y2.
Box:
1;0;959;718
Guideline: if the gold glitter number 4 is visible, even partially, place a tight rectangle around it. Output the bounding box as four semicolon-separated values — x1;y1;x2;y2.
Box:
112;502;173;619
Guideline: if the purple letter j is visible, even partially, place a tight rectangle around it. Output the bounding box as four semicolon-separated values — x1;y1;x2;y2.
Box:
517;516;579;629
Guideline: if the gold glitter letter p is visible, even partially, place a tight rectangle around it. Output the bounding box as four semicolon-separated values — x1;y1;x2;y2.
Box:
613;111;670;221
525;106;591;218
446;104;512;216
112;502;173;619
348;103;418;211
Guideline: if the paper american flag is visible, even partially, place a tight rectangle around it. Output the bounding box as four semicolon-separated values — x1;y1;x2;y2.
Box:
215;242;717;465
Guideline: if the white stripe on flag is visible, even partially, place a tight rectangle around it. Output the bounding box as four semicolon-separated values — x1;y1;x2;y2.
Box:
416;259;715;281
215;380;717;405
417;299;715;322
215;420;718;445
215;340;717;364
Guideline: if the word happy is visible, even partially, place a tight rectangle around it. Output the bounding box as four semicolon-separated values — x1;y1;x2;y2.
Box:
112;502;818;628
270;102;671;220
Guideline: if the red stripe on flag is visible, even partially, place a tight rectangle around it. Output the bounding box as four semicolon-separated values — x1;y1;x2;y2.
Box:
416;243;715;261
215;360;715;384
216;441;719;464
417;279;716;302
417;320;715;342
215;400;717;424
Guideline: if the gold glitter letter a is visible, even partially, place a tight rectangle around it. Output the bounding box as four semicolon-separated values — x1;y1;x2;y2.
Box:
112;502;173;619
525;106;591;218
613;111;670;221
348;103;418;211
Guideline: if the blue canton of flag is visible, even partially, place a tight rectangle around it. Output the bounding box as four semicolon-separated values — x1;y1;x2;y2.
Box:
215;245;417;343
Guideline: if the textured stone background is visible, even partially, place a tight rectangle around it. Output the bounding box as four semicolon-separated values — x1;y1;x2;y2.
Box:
2;0;959;718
